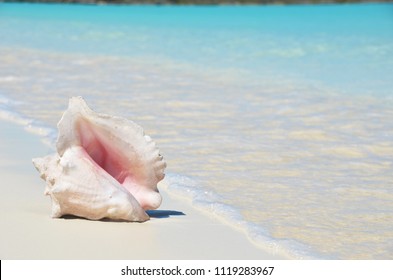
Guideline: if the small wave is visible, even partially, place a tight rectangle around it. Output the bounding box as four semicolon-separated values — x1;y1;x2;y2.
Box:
163;173;328;259
0;76;25;83
0;94;57;148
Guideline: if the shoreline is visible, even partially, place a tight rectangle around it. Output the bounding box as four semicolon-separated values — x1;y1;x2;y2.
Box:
0;118;288;259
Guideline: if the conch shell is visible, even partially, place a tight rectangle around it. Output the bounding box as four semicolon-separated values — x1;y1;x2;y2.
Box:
32;97;166;222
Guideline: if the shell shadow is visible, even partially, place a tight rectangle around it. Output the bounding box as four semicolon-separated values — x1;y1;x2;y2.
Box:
60;210;185;222
146;210;186;219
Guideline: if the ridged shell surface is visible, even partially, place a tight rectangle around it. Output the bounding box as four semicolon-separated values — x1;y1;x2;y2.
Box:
32;97;166;222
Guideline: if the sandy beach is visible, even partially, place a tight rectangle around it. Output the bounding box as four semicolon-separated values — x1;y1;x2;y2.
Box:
0;119;286;259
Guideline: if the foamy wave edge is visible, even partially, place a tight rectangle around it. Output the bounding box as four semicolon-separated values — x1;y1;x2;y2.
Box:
0;94;56;148
162;173;332;260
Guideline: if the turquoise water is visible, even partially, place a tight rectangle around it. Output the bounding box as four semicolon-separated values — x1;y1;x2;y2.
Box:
1;3;393;259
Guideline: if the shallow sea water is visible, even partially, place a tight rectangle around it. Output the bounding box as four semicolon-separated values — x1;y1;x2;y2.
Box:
1;3;393;259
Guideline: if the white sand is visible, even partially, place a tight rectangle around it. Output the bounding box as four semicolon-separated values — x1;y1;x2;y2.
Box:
0;120;286;259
